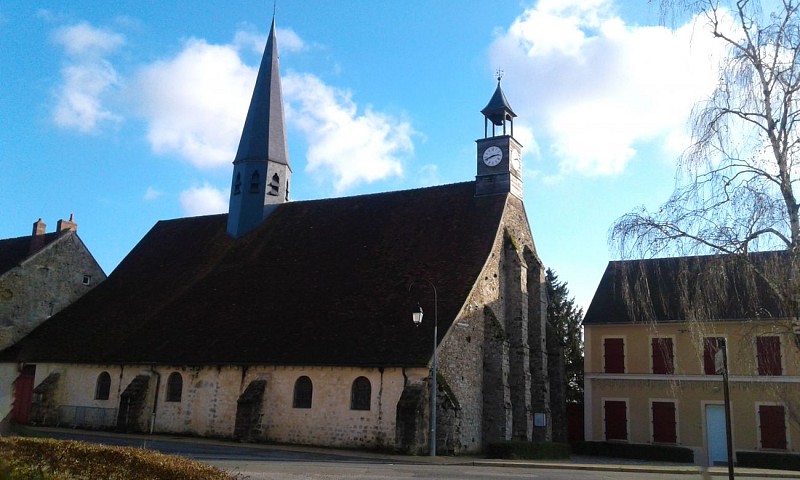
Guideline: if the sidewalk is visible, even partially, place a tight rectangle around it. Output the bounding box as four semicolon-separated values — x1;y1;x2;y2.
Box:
19;426;800;478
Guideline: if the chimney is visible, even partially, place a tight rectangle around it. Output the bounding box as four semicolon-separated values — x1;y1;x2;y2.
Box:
29;218;47;254
57;213;78;234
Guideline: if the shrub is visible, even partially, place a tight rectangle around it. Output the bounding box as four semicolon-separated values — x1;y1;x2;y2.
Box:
737;451;800;471
0;437;236;480
571;441;693;463
485;441;570;460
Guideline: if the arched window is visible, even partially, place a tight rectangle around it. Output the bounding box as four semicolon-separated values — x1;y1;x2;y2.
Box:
249;171;260;193
94;371;111;400
166;372;183;402
293;376;313;408
268;173;280;196
350;376;371;411
233;172;242;195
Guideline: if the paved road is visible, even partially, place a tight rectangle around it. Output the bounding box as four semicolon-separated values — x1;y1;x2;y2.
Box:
212;461;722;480
34;428;798;480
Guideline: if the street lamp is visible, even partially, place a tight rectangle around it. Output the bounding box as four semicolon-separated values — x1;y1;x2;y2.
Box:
409;279;437;457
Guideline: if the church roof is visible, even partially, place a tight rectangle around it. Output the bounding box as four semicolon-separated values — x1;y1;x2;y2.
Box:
234;17;289;167
0;233;59;275
3;182;508;367
583;251;793;325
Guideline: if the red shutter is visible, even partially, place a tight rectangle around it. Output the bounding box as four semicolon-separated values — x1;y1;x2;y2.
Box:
604;338;625;373
757;336;782;376
604;400;628;441
652;338;674;374
652;401;677;443
759;405;787;449
703;337;723;375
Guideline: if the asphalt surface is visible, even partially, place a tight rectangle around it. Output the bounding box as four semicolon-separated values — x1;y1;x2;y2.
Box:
16;426;800;479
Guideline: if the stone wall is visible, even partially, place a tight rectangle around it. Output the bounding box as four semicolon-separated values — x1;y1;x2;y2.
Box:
435;194;550;452
0;363;16;433
25;363;416;449
0;232;106;350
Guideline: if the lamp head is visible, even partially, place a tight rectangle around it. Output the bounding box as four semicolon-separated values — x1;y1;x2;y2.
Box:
412;303;423;326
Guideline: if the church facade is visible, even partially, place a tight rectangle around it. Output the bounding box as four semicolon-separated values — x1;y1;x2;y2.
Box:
1;18;553;454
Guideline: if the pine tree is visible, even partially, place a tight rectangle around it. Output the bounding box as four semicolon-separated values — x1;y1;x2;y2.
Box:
546;268;584;403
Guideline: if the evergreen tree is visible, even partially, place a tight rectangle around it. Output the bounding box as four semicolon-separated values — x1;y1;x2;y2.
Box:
546;268;584;403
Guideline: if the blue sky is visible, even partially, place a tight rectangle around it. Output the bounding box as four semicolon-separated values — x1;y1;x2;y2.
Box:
0;1;729;310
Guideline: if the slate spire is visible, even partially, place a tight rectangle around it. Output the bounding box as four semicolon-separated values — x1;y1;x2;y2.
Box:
227;16;292;238
235;17;289;166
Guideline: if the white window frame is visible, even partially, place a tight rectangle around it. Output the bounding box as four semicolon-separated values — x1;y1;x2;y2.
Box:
601;335;627;374
754;334;783;376
699;335;728;376
648;334;676;375
755;401;790;451
649;398;679;445
601;397;630;442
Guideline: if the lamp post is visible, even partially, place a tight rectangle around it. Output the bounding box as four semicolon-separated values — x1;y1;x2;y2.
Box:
409;279;437;457
714;339;734;480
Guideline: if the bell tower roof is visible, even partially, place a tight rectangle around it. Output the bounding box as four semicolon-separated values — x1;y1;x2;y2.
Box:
235;17;290;167
480;75;516;127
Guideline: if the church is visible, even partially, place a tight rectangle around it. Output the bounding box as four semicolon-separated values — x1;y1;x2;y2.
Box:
0;18;554;454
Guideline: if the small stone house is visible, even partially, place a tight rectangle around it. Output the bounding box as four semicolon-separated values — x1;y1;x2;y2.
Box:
0;215;106;429
1;17;556;453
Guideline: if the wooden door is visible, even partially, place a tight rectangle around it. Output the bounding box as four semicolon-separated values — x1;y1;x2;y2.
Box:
12;365;36;424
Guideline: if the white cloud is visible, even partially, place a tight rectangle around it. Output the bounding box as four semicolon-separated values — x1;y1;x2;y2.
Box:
132;38;254;169
143;186;163;201
283;72;413;192
179;183;228;216
51;22;124;133
53;22;125;58
132;30;414;190
490;0;727;177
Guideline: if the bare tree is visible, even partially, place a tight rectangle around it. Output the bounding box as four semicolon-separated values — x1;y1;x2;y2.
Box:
613;0;800;344
612;0;800;430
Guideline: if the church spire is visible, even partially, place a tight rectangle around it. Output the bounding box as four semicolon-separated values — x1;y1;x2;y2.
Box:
235;17;289;167
227;16;292;238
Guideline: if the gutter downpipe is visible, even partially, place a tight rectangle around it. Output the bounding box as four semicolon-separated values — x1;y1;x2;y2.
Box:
149;366;161;435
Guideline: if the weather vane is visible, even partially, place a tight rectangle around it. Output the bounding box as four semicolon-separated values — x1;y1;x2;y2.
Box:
496;69;504;83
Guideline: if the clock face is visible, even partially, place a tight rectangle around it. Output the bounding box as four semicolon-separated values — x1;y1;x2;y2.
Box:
483;146;503;166
511;149;521;170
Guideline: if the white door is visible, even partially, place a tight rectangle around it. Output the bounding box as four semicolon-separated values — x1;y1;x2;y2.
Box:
706;404;727;465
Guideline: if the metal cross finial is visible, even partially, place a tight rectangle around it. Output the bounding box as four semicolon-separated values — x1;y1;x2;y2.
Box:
496;69;504;83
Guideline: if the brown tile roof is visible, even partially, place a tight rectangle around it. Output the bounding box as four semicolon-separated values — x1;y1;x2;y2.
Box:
583;251;793;325
0;233;59;275
4;182;507;367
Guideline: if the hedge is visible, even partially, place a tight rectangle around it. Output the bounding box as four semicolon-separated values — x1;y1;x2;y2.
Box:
485;441;570;460
737;451;800;471
571;441;694;463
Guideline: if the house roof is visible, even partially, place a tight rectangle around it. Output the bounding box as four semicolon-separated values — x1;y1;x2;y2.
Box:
0;232;59;275
3;182;508;367
583;251;794;325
